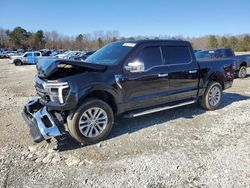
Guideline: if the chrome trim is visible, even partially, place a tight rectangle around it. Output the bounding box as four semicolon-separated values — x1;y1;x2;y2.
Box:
34;107;61;139
115;75;122;89
158;73;168;77
130;100;196;117
188;70;198;74
35;76;69;104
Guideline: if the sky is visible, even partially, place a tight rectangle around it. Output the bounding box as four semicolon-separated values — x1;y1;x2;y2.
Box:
1;0;250;37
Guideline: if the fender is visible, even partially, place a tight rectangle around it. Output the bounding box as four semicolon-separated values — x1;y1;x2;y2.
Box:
67;83;120;120
198;70;225;96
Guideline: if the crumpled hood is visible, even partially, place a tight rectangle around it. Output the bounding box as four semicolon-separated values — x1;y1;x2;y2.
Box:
36;58;107;78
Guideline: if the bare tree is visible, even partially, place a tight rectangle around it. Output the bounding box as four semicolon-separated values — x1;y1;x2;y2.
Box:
0;27;9;48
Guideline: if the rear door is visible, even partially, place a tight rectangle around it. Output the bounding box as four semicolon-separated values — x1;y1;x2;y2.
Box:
34;52;41;64
161;45;199;102
122;45;170;111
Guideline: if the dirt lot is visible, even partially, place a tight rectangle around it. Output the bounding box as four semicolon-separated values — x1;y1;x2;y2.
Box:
0;59;249;188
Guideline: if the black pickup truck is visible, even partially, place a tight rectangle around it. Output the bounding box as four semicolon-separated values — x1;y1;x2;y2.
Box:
195;48;250;78
22;40;234;144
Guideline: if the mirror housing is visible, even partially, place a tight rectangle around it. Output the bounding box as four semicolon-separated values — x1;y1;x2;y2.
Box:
125;61;145;73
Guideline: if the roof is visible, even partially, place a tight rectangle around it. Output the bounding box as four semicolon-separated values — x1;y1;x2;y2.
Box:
199;48;233;52
114;39;191;46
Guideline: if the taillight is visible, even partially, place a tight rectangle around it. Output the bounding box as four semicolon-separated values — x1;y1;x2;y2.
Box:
224;64;233;73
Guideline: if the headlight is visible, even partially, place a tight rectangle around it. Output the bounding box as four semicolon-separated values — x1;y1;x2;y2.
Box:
44;82;69;104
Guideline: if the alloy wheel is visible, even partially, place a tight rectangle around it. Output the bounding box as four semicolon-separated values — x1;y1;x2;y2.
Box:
208;86;221;106
78;107;108;138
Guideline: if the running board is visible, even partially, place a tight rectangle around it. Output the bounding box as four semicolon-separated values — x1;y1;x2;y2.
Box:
125;100;197;118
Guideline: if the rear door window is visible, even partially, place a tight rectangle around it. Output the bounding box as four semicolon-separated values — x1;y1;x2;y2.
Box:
214;50;223;58
162;46;192;65
224;49;234;57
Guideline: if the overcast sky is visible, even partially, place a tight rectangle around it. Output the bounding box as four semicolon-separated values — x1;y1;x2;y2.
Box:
1;0;250;37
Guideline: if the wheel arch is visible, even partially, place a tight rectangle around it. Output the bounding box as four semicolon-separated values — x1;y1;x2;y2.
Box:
206;72;225;90
240;61;247;67
78;88;118;115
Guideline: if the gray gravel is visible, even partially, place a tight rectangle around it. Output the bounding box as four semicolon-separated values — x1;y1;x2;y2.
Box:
0;59;249;188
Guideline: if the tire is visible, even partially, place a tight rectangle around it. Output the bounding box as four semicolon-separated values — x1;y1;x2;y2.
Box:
199;82;223;110
237;66;247;78
14;60;23;66
67;98;114;144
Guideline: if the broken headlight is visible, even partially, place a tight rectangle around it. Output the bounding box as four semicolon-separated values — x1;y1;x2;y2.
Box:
44;82;69;104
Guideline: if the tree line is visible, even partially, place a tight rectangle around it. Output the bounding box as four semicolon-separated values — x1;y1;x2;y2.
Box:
0;26;250;51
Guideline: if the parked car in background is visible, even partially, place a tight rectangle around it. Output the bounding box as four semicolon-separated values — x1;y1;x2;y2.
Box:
40;50;52;56
5;51;17;58
73;50;96;61
68;51;85;60
50;50;62;57
56;51;72;59
10;51;42;66
64;51;81;59
195;48;250;78
0;50;5;58
17;49;25;55
22;40;234;144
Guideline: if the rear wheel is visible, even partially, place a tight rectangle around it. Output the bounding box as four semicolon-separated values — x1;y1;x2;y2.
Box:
237;66;247;78
67;98;114;144
199;82;223;110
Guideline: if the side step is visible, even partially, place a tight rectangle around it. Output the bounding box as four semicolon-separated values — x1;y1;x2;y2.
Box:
125;100;197;118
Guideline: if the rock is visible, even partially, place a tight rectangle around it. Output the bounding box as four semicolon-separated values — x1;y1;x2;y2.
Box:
35;151;47;157
97;143;102;148
51;154;61;164
78;161;85;167
84;159;93;165
27;153;34;159
47;148;56;154
30;156;38;161
65;156;81;166
84;178;88;184
28;146;37;153
35;157;44;163
42;153;54;164
21;150;29;156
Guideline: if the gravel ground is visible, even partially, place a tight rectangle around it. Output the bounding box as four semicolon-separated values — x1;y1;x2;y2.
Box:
0;59;249;188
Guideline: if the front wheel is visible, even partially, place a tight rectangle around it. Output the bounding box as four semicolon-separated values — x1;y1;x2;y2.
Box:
237;66;247;78
67;98;114;144
14;60;23;66
199;82;223;110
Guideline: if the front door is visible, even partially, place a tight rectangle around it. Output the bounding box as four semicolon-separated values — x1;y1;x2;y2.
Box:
122;45;170;111
24;52;35;64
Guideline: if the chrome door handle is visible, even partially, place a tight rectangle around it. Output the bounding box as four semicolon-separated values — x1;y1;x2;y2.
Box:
188;70;198;74
158;73;168;77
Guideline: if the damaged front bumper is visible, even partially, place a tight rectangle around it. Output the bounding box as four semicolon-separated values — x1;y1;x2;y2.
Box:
22;99;62;143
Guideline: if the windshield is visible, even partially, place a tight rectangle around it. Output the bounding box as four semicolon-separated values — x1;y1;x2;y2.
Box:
85;42;136;65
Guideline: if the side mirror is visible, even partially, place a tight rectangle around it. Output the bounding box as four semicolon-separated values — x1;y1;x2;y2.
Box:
125;61;145;73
